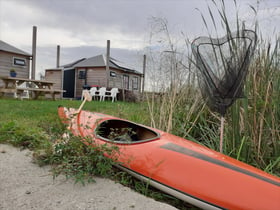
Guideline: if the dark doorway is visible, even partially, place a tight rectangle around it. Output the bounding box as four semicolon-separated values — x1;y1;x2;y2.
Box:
63;69;75;98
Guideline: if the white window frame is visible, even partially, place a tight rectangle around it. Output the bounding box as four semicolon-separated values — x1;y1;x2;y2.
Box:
132;76;138;90
13;57;26;67
110;71;117;77
78;69;86;79
123;75;129;89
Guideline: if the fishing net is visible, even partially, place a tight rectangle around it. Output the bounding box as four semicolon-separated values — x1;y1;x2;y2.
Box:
191;30;257;153
191;30;257;116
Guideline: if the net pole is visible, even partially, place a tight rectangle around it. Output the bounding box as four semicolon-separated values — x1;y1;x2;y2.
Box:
219;116;225;153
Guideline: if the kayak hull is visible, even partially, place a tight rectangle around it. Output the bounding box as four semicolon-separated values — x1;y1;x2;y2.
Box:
58;107;280;210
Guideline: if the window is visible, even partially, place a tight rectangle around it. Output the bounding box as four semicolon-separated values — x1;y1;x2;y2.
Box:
13;57;26;67
132;77;138;90
78;70;86;79
110;71;117;77
123;75;129;89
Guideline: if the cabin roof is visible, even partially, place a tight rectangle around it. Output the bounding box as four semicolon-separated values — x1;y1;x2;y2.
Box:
61;55;142;74
62;58;86;68
73;54;107;67
0;40;31;56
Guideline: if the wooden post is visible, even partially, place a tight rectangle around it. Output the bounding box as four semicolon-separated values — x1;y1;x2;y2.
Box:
31;26;37;79
56;45;60;68
142;54;146;94
61;68;64;98
85;67;88;85
106;40;110;87
122;76;125;101
220;116;225;153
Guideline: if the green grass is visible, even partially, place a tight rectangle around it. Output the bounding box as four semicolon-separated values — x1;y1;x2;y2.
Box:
0;99;149;124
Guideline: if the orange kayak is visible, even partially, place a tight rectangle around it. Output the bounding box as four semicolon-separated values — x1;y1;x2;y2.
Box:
58;107;280;210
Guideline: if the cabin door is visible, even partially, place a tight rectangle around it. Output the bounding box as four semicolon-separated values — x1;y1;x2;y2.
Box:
63;69;75;98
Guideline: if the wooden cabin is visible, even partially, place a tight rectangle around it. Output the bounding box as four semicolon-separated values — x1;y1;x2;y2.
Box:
45;54;143;99
0;40;31;82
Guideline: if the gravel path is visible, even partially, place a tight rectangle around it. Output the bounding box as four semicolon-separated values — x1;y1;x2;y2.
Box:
0;144;177;210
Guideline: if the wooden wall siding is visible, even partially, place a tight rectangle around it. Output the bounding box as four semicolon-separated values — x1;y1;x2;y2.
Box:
44;70;63;99
0;52;30;86
108;69;123;89
87;68;107;86
76;69;84;98
109;76;122;89
108;69;141;90
74;67;142;97
76;67;107;97
45;70;62;89
44;67;142;98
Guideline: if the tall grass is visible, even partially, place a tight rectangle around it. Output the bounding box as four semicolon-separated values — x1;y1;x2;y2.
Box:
144;1;279;176
227;38;280;172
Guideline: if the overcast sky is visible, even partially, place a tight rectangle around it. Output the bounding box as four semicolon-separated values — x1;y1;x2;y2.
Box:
0;0;279;78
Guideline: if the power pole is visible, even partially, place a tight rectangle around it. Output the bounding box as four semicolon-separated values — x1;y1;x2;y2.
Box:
142;54;146;93
106;40;110;87
31;26;37;79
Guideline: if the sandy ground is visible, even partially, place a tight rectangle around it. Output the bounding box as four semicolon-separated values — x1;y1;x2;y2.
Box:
0;144;178;210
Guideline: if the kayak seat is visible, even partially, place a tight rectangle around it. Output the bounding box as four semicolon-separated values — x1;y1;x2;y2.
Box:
96;119;159;143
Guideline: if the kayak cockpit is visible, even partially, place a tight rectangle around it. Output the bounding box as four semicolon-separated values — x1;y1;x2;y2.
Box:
96;119;160;144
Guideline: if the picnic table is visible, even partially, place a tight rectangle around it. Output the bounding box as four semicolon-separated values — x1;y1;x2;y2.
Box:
0;76;65;100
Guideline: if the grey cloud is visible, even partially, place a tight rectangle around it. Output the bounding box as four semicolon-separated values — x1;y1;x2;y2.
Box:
2;0;278;78
10;0;211;37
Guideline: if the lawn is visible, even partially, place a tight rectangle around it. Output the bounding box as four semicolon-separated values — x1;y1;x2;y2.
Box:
0;99;150;125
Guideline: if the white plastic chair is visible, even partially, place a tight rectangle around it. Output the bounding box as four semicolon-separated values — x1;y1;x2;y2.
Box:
81;90;89;101
89;87;98;100
106;88;119;102
14;82;30;99
98;87;107;101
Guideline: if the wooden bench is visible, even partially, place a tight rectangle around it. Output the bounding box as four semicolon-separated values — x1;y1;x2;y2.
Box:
0;87;65;100
0;87;17;93
16;87;65;100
